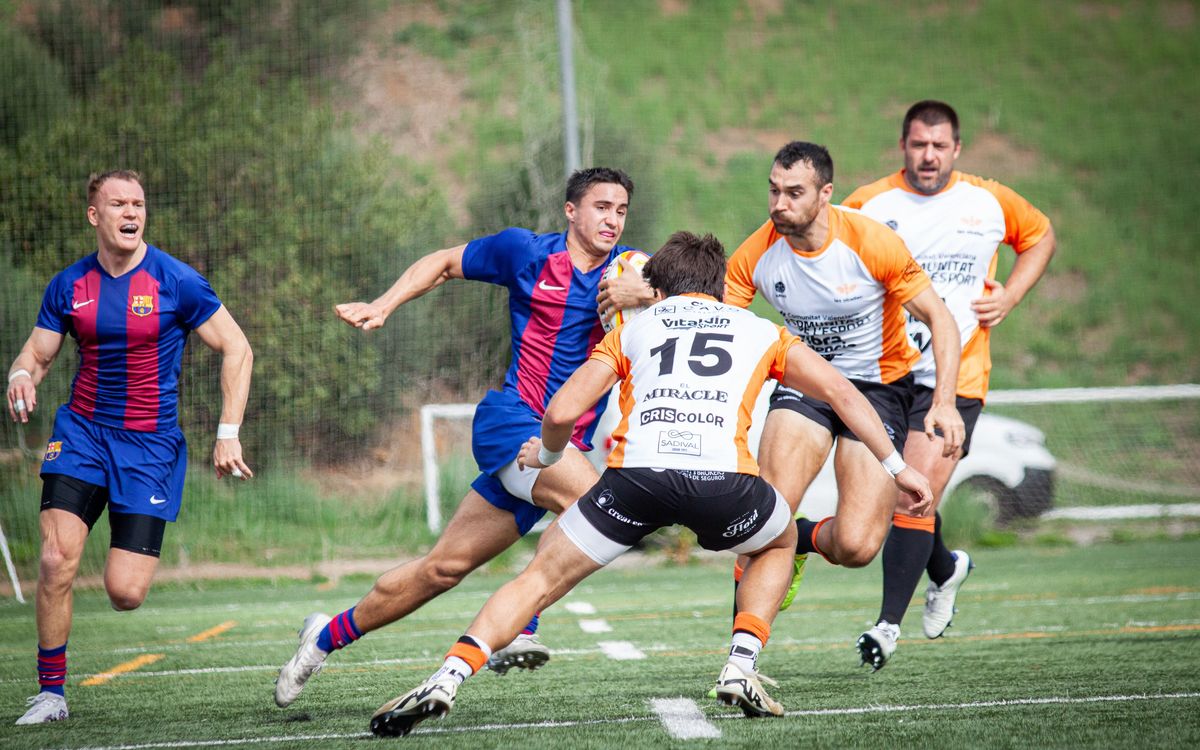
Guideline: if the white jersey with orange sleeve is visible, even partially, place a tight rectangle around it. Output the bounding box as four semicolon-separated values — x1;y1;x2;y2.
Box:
588;293;799;475
842;170;1051;400
724;206;930;385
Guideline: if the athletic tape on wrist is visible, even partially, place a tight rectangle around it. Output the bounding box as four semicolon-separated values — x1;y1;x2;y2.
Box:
537;445;564;466
882;450;907;477
216;423;240;440
8;369;31;384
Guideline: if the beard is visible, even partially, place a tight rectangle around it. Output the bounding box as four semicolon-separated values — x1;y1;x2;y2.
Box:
771;212;814;237
908;163;953;195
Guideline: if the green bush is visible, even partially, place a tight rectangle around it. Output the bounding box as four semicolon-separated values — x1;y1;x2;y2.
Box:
0;25;71;146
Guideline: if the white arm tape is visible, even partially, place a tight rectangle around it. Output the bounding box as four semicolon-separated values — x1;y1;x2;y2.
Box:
217;423;240;440
537;445;564;466
8;369;31;384
882;450;907;477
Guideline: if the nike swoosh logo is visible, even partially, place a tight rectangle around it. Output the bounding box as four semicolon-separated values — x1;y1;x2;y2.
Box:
149;495;167;505
72;299;94;310
537;280;566;292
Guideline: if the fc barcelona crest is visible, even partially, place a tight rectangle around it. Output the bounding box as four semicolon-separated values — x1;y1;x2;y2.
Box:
44;441;62;461
131;294;154;317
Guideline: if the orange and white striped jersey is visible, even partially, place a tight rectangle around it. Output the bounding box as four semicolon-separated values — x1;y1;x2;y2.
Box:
589;294;798;475
725;206;930;384
843;170;1050;400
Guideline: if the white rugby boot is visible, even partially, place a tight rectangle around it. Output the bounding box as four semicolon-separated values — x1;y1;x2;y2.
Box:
923;550;974;639
15;692;68;725
485;633;550;675
370;672;460;737
713;661;784;717
857;620;900;671
274;613;331;707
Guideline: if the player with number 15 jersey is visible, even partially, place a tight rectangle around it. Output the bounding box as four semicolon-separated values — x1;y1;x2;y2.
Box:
595;294;792;475
366;232;933;736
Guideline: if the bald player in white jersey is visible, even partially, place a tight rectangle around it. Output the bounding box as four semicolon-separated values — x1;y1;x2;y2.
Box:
842;100;1055;668
367;232;933;738
723;142;964;656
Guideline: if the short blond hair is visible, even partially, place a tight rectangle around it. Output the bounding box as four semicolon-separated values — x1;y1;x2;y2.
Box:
87;170;144;206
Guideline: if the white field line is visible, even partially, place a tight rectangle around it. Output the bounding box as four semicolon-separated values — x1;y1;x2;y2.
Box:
565;601;597;615
1044;503;1200;520
774;691;1200;718
578;618;613;633
50;692;1200;750
650;697;721;739
598;640;647;660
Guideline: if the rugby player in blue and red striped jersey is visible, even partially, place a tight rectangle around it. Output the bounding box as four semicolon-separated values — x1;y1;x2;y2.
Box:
6;170;254;726
274;167;654;709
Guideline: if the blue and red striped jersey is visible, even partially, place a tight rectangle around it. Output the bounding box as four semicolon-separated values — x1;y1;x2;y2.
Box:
35;245;222;433
462;228;635;451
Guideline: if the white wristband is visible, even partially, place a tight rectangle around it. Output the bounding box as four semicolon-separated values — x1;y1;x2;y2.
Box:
882;450;907;477
8;369;31;384
217;423;240;440
537;445;564;466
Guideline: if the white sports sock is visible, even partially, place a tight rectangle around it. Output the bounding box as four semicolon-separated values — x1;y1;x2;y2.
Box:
727;631;762;673
431;657;472;686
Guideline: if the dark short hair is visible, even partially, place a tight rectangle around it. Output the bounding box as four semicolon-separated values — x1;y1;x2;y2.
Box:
565;167;634;205
87;170;144;206
773;142;833;188
643;231;726;301
902;100;960;142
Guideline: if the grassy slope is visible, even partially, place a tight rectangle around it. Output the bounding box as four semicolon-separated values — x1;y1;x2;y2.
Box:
447;0;1199;386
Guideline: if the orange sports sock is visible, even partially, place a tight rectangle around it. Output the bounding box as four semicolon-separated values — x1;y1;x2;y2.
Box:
445;637;489;675
891;513;935;532
733;611;771;646
811;517;835;563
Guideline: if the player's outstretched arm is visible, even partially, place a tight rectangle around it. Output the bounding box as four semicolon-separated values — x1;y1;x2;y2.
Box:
6;327;64;424
780;340;934;512
519;360;618;470
334;244;468;331
972;225;1056;329
195;306;254;481
903;286;965;457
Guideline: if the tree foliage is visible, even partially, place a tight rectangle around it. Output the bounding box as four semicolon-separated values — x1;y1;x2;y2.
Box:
0;5;464;463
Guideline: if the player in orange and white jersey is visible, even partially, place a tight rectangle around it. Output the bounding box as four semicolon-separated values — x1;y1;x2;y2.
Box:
841;101;1056;668
724;142;964;626
367;232;933;736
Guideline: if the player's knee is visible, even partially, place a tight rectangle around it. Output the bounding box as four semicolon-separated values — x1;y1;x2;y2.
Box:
39;544;81;585
839;547;877;568
106;585;147;611
832;529;883;568
420;555;473;591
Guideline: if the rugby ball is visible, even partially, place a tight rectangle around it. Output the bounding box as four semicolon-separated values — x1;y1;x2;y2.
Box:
601;250;651;333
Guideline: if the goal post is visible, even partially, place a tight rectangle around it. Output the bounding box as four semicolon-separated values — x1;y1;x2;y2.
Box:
420;403;477;533
0;518;26;604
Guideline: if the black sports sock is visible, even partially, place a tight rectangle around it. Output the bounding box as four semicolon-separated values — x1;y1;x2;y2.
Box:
926;512;957;586
795;517;818;555
878;524;934;625
731;578;739;622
